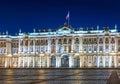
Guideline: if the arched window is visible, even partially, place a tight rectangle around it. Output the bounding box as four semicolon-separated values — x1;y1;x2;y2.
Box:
111;38;115;44
25;40;28;46
45;40;48;45
118;39;120;45
94;38;97;44
20;40;23;46
75;38;79;44
0;43;2;47
30;40;33;46
63;38;67;44
105;38;109;43
99;38;103;44
40;40;43;45
68;39;71;44
58;39;62;44
51;39;55;45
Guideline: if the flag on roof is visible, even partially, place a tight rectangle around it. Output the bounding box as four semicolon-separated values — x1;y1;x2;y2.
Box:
66;12;69;20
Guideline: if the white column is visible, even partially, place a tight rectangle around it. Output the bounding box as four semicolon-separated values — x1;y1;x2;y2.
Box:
97;37;99;52
32;56;35;67
56;56;58;67
92;56;93;67
115;37;117;53
47;38;51;53
40;56;42;68
27;57;30;67
69;56;72;68
47;56;50;68
103;56;105;67
28;40;30;54
114;56;117;67
109;56;112;67
38;56;40;67
45;56;47;67
80;56;82;67
97;56;99;68
79;56;81;67
5;58;7;68
58;56;61;67
35;56;36;67
92;38;94;53
40;39;42;54
103;37;105;53
67;39;69;53
23;57;24;68
41;56;43;67
18;57;20;68
62;45;64;53
23;40;25;53
5;41;8;55
33;39;36;54
56;39;58;53
71;37;74;53
79;37;82;52
83;56;85;67
18;38;21;53
72;55;74;67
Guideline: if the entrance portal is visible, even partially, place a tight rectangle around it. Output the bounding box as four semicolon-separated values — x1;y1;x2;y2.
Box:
74;56;80;67
61;55;69;67
51;55;56;67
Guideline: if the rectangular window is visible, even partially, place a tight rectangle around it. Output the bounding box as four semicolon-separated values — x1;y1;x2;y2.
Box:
75;45;79;53
118;39;120;45
112;46;114;51
119;47;120;52
94;46;96;51
119;57;120;63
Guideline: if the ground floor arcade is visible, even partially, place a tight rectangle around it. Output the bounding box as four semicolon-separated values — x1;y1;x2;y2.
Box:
0;53;119;68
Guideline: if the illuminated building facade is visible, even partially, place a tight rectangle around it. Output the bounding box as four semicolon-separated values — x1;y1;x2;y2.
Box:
0;23;120;68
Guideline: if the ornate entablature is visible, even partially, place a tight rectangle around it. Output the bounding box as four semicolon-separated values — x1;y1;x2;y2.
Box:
15;24;118;37
23;33;29;39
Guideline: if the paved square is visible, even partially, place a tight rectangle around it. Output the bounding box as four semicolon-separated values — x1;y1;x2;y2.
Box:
0;68;119;84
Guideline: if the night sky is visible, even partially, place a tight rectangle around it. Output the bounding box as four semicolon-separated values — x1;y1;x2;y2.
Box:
0;0;120;35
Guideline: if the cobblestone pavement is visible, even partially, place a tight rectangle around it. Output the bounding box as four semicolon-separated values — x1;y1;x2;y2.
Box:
0;68;119;84
107;71;120;84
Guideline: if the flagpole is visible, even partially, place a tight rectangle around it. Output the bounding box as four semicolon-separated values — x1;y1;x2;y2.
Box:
66;11;70;27
68;14;69;27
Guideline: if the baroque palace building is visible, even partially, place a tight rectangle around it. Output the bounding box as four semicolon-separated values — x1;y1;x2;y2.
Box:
0;23;120;68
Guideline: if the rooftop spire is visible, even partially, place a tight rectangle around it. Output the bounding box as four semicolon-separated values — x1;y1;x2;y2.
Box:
6;31;8;35
15;33;18;36
115;24;117;30
19;29;21;33
38;29;41;32
33;28;36;33
97;25;99;30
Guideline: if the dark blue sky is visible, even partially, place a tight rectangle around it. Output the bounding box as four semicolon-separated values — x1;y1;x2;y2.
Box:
0;0;120;35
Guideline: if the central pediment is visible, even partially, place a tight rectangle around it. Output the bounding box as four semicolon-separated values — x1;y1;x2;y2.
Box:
57;27;72;34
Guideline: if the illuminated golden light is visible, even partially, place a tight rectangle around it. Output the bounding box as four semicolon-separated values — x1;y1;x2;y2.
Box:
7;54;12;57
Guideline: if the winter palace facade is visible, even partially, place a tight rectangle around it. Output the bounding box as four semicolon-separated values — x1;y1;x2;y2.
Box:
0;23;120;68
